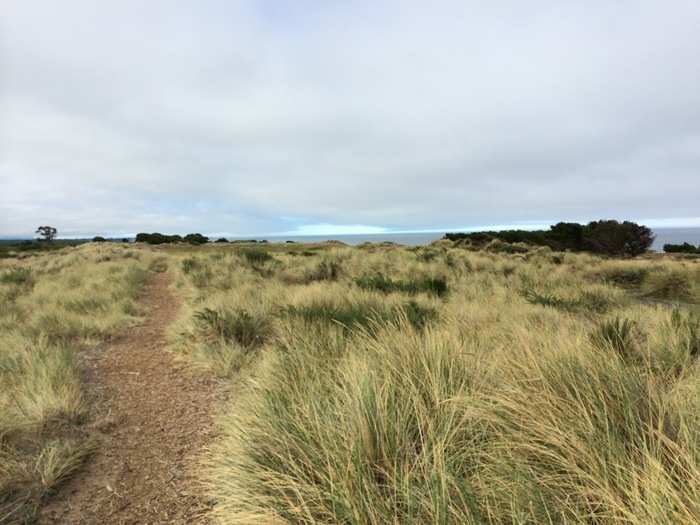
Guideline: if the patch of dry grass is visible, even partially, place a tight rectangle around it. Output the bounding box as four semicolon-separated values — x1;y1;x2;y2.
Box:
0;244;153;522
164;242;700;524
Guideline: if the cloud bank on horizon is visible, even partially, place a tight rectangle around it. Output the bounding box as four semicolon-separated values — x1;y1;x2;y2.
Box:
1;1;699;237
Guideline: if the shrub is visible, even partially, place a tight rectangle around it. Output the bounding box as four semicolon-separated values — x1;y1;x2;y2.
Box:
184;233;209;245
92;236;107;242
582;220;654;257
135;232;182;244
194;307;272;349
664;243;700;254
445;220;654;256
215;238;229;243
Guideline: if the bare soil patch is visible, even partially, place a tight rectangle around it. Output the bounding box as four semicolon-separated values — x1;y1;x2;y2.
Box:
39;271;225;524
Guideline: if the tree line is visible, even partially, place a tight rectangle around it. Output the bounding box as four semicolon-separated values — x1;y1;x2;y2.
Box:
444;220;655;256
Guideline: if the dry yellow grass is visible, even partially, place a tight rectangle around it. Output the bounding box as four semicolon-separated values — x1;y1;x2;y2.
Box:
169;242;700;524
5;240;700;524
0;244;153;523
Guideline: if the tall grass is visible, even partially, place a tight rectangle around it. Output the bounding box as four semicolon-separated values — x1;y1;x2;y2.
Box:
164;242;700;524
0;245;153;522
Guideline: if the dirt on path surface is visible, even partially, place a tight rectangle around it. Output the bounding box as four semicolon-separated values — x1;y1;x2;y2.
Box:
40;271;225;524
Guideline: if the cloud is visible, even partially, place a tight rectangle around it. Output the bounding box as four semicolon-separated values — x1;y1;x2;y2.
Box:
1;1;700;236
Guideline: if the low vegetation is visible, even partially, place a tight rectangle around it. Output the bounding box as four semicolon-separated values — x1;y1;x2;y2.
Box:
6;236;700;523
665;242;700;254
0;245;153;522
162;238;700;524
445;219;654;256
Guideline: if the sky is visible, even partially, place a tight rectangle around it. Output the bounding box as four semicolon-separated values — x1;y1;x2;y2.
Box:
1;1;699;238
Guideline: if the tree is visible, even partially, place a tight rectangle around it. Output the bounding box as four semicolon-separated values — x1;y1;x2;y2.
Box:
184;233;209;245
664;242;699;254
36;226;57;242
92;236;107;242
583;220;654;257
548;222;585;251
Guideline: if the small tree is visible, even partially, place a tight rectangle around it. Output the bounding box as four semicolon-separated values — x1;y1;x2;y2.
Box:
36;225;57;242
184;233;209;245
583;220;654;257
92;236;107;242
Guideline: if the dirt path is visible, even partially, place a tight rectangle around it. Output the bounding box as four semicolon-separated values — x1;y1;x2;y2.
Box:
40;271;225;524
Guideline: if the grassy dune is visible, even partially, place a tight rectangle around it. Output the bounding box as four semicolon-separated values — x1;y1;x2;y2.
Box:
4;240;700;523
170;242;700;524
0;245;153;523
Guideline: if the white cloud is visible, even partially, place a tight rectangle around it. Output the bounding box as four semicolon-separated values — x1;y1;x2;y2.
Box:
1;1;700;236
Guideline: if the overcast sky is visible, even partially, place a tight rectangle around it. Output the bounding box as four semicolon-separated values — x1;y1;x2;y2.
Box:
1;1;699;237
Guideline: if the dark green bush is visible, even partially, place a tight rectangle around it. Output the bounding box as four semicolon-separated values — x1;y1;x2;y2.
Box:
184;233;209;245
135;232;182;244
92;236;107;242
583;220;654;257
664;243;700;254
194;307;272;349
445;220;654;256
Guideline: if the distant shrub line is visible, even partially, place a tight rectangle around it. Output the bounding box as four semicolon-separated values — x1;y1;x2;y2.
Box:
445;220;654;257
135;232;209;245
664;242;700;254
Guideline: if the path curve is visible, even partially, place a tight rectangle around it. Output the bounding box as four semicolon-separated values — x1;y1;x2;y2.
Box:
40;271;224;524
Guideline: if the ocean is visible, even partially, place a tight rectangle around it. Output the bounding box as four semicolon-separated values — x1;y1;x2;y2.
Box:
234;227;700;251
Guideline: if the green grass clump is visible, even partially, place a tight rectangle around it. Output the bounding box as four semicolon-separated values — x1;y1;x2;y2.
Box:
240;249;273;266
590;317;638;359
643;270;696;302
0;267;33;286
600;265;649;287
181;257;200;274
303;257;342;282
207;326;486;524
194;307;272;350
355;274;448;297
524;287;614;314
280;300;436;332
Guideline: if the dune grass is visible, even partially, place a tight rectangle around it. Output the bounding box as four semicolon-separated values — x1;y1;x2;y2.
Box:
8;240;700;523
157;242;700;524
0;244;153;523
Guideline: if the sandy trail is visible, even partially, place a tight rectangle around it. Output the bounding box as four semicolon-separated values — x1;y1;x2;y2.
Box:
40;271;224;524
